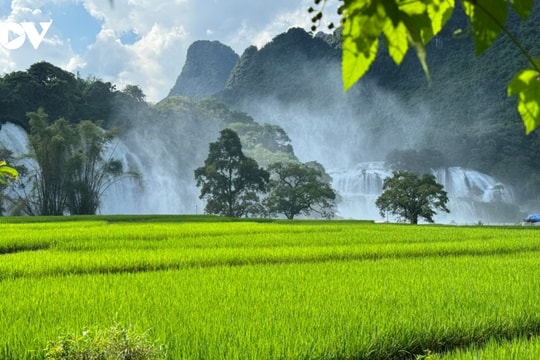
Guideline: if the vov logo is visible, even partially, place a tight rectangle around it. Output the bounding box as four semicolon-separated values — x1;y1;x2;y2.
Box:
0;21;53;50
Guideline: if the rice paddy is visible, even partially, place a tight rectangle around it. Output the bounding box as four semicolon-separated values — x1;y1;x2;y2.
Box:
0;215;539;359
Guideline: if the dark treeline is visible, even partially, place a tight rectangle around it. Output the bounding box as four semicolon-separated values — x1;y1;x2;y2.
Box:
0;61;148;131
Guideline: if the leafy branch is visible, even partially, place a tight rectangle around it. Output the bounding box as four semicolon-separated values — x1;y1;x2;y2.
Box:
309;0;540;134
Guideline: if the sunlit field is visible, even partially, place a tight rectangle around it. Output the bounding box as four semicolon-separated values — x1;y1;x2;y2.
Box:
1;215;540;359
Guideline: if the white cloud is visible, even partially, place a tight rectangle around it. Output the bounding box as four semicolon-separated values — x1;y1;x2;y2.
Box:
1;0;339;101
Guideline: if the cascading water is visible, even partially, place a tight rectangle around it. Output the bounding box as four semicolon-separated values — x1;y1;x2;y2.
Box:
330;162;393;221
0;122;520;222
330;162;518;224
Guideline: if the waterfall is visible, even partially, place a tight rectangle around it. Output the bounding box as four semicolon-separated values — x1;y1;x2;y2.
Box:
330;162;518;224
330;162;392;221
0;122;520;222
0;123;30;156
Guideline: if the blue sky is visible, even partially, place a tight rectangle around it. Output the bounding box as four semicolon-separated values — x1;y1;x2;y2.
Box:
0;0;338;102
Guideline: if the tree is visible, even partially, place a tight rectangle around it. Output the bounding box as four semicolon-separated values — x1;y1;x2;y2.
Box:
27;109;76;215
309;0;540;134
25;109;132;215
264;161;337;219
375;170;450;224
194;128;269;217
66;121;129;215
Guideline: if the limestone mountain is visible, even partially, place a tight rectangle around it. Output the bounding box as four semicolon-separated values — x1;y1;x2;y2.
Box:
168;40;239;99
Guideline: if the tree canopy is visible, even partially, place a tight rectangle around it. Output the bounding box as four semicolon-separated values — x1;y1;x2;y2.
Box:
194;128;269;217
309;0;540;134
264;161;337;219
375;170;450;224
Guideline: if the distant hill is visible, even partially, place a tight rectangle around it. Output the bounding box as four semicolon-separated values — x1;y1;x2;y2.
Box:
168;40;239;99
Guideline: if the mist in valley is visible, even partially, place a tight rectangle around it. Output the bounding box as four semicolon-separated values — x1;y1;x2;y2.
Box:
94;61;520;224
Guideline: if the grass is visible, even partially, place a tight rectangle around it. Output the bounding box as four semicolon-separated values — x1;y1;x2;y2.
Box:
0;215;539;359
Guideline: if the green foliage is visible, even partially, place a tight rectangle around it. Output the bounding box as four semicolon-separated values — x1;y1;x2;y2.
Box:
0;61;130;130
0;159;19;215
340;0;454;89
229;122;297;167
375;170;450;224
462;0;508;55
25;110;132;215
264;161;337;219
508;68;540;134
195;129;269;217
0;160;18;185
44;323;166;360
27;109;77;215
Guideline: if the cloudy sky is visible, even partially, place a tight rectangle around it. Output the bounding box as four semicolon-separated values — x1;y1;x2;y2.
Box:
0;0;339;102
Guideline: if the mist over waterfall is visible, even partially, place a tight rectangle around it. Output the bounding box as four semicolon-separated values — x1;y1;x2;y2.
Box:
99;114;216;215
226;66;521;223
0;121;521;223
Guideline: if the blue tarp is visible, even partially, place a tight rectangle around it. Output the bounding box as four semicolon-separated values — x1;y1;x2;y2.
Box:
524;214;540;223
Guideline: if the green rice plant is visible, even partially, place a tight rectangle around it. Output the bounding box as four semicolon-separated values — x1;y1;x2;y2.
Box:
0;221;539;281
1;252;540;359
431;336;540;359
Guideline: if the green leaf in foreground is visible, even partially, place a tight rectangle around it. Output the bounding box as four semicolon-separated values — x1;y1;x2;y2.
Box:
462;0;508;55
341;1;385;90
508;69;540;134
341;0;455;90
510;0;534;20
0;161;18;184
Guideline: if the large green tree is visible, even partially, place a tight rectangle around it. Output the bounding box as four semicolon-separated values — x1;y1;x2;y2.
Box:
195;128;269;217
375;170;450;224
264;161;337;219
309;0;540;134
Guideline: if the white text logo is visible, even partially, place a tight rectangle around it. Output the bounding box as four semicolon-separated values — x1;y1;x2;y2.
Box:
0;21;53;50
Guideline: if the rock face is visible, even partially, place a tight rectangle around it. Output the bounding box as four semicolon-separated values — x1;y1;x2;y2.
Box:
223;27;341;103
168;40;239;99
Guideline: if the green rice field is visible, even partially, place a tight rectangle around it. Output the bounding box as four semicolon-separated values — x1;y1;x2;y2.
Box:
1;215;540;359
